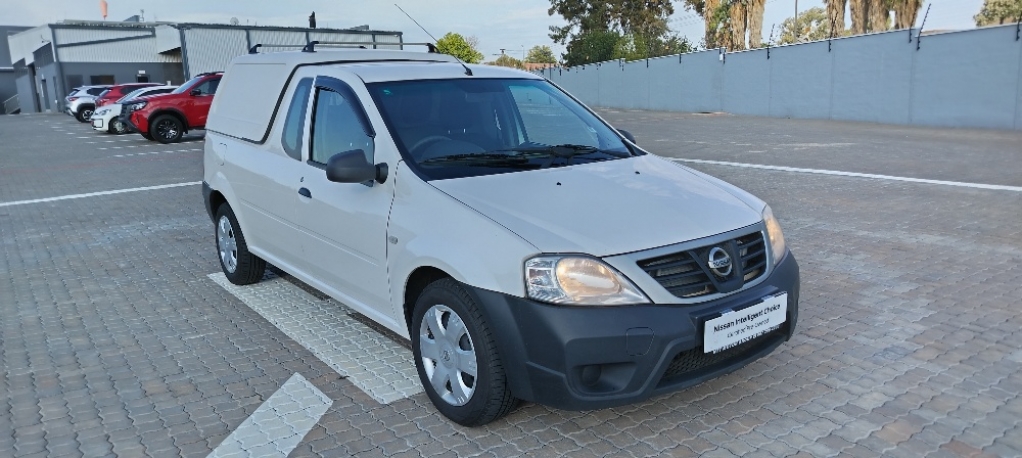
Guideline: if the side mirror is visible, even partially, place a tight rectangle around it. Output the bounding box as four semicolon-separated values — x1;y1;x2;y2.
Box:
618;129;637;144
189;89;202;96
326;149;388;184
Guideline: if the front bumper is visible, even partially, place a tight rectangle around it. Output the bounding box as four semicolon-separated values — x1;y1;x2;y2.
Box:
461;252;800;411
123;111;147;134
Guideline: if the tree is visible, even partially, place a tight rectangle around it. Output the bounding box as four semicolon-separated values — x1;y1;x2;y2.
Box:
682;0;766;50
435;32;484;63
526;45;557;63
562;30;621;66
828;0;919;34
975;0;1022;26
492;54;526;69
778;7;832;44
614;33;694;60
548;0;676;46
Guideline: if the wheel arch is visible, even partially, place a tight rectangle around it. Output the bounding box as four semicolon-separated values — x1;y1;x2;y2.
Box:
207;189;228;224
403;266;453;331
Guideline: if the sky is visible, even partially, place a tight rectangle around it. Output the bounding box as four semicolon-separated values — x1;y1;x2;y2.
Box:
5;0;987;60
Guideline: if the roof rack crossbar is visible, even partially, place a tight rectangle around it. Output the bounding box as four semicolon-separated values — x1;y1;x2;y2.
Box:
250;41;437;54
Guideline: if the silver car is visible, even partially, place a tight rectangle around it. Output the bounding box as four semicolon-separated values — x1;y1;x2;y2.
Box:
65;86;110;122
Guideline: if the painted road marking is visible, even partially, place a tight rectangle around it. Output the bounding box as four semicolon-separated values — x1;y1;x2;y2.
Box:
209;272;423;404
0;182;201;208
670;158;1022;193
206;373;331;458
110;148;201;158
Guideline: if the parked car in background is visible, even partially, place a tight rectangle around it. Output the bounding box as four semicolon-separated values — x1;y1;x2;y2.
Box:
124;72;222;143
65;85;111;122
90;85;177;134
94;83;161;107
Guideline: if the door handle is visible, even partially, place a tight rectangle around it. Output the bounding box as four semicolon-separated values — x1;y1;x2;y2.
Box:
298;187;312;198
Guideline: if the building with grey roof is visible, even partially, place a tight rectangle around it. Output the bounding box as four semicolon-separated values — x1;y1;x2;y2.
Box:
5;20;402;114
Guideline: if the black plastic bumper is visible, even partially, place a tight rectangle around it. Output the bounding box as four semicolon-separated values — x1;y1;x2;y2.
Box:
460;252;800;411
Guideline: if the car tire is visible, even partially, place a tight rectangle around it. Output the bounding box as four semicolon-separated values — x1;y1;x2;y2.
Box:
152;115;184;143
411;278;517;426
215;203;266;285
110;119;128;135
75;106;94;123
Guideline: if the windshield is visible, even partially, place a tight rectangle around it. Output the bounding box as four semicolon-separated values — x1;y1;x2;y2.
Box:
117;88;149;103
172;76;205;94
367;78;635;180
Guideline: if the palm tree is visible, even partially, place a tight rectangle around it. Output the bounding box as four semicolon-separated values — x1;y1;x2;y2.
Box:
828;0;920;34
685;0;766;50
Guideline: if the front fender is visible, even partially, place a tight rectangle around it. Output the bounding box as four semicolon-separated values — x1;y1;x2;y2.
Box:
387;162;539;332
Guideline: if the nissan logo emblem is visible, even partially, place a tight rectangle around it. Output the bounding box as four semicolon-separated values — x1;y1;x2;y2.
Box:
707;247;733;277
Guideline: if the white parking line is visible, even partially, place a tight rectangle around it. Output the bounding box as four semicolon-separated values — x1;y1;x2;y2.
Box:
206;373;331;458
209;272;423;404
670;158;1022;193
0;182;201;208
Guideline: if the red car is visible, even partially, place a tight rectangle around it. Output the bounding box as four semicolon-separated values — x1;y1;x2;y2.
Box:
123;72;222;143
95;83;161;107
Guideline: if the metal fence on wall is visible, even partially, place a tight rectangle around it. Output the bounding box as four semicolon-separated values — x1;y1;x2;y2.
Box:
540;24;1022;131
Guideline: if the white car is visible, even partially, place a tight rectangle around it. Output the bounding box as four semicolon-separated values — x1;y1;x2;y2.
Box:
203;47;799;426
90;86;177;134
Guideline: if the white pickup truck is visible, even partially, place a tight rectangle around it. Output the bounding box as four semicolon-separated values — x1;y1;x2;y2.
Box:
202;46;799;426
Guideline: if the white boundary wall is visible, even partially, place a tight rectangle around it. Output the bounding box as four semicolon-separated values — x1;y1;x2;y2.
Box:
540;25;1022;131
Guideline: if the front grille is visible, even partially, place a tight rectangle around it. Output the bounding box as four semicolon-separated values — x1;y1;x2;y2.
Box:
660;327;781;381
637;231;767;299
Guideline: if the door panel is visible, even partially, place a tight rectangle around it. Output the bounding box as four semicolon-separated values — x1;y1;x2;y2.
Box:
291;75;394;323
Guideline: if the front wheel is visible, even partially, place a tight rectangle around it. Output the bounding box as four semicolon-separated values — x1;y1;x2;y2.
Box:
215;203;266;285
110;119;128;135
411;279;516;426
152;115;184;143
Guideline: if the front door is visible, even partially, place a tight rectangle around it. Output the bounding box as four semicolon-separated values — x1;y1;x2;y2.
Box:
291;75;395;326
186;76;220;128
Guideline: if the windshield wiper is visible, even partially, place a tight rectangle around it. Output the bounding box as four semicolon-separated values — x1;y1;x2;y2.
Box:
420;152;537;169
504;144;627;167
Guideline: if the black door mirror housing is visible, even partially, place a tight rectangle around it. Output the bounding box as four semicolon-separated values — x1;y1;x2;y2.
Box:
618;129;637;144
189;89;202;96
325;149;388;184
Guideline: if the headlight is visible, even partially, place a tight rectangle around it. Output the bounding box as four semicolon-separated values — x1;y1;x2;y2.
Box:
762;205;787;265
525;256;649;305
128;101;147;111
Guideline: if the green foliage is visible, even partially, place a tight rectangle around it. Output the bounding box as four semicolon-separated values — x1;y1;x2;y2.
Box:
550;0;696;66
562;30;621;66
974;0;1022;26
526;45;557;64
614;33;694;61
492;54;526;69
778;7;833;44
435;32;484;64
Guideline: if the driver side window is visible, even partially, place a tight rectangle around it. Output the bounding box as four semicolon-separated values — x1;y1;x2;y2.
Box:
310;88;375;165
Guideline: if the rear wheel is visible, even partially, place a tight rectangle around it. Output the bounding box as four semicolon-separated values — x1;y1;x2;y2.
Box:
152;115;184;143
215;203;266;285
411;279;516;426
75;106;94;123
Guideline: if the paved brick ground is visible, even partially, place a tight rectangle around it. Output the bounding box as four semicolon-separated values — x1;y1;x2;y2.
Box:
1;111;1020;457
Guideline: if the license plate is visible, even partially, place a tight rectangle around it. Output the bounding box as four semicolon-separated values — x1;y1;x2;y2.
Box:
92;120;102;128
703;293;787;354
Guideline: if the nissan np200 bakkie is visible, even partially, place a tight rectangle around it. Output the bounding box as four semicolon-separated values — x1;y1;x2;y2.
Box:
202;45;800;426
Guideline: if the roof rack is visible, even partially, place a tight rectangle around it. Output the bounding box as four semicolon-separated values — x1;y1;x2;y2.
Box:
247;41;437;54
